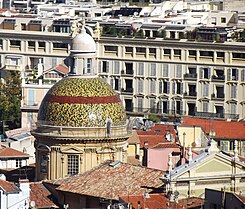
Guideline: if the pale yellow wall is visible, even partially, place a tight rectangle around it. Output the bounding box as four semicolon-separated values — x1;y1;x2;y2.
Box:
127;144;136;156
178;126;205;147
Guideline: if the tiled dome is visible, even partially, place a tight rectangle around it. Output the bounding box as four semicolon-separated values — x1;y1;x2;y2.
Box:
37;75;126;127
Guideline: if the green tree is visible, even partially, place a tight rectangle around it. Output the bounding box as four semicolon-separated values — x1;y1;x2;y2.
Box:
0;70;22;131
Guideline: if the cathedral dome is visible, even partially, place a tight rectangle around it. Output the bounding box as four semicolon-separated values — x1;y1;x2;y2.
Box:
37;75;126;127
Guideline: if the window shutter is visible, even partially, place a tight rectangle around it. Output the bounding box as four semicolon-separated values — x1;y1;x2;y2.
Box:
167;82;170;94
199;67;203;79
159;81;162;94
110;78;114;88
180;101;183;114
172;82;175;94
208;67;211;79
236;68;239;80
106;61;109;73
227;68;231;81
242;69;245;81
180;83;183;94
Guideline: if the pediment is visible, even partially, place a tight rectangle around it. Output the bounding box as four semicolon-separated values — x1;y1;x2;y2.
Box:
195;159;231;174
61;146;84;154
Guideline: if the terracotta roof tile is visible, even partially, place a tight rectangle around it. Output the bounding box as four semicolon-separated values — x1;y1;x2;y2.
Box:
0;146;29;158
30;182;57;208
0;180;20;193
54;161;165;200
236;194;245;204
181;117;245;139
119;194;180;209
54;64;69;74
128;130;140;143
138;135;169;148
147;142;180;149
178;197;204;208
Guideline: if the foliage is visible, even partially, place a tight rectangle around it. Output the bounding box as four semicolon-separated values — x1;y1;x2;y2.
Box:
135;29;144;38
0;70;22;131
148;114;160;123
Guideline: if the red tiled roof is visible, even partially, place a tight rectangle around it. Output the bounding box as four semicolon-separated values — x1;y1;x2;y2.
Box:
181;117;245;139
54;161;165;200
0;180;20;193
54;64;69;74
0;146;29;158
119;194;180;209
178;197;204;208
30;182;57;208
128;130;140;143
137;124;177;136
138;135;169;148
147;142;180;149
236;194;245;204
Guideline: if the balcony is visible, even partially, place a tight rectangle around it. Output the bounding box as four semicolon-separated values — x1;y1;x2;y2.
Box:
195;112;239;120
211;93;225;100
211;75;225;82
121;88;133;95
183;91;197;98
184;73;197;80
121;70;134;77
4;64;22;71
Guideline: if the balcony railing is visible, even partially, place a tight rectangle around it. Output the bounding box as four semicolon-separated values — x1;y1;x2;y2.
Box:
211;93;225;100
195;112;239;120
211;75;225;81
183;91;197;97
184;73;197;79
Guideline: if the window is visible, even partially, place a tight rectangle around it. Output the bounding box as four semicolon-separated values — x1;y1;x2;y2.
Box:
10;40;21;47
231;85;237;98
67;155;79;175
138;63;144;76
40;154;48;173
230;103;236;115
162;64;168;77
136;47;146;54
149;48;156;55
150;80;155;94
203;83;209;97
53;43;68;49
28;41;35;48
174;49;181;56
102;61;109;73
138;79;143;93
104;45;118;52
16;159;22;168
217;51;224;58
150;63;156;76
138;97;143;112
159;81;170;94
164;49;171;55
150;98;155;111
203;101;209;112
114;61;120;74
233;53;245;59
228;68;238;81
189;50;196;57
39;42;45;48
200;67;210;79
176;65;182;78
200;51;213;57
221;17;226;23
87;58;92;74
125;63;133;74
242;69;245;82
125;47;133;53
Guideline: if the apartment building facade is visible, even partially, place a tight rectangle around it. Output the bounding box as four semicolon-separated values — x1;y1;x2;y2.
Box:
0;15;244;129
97;36;245;121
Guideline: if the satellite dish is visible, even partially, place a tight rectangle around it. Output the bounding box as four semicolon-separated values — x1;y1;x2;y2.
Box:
195;138;201;146
30;201;35;208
